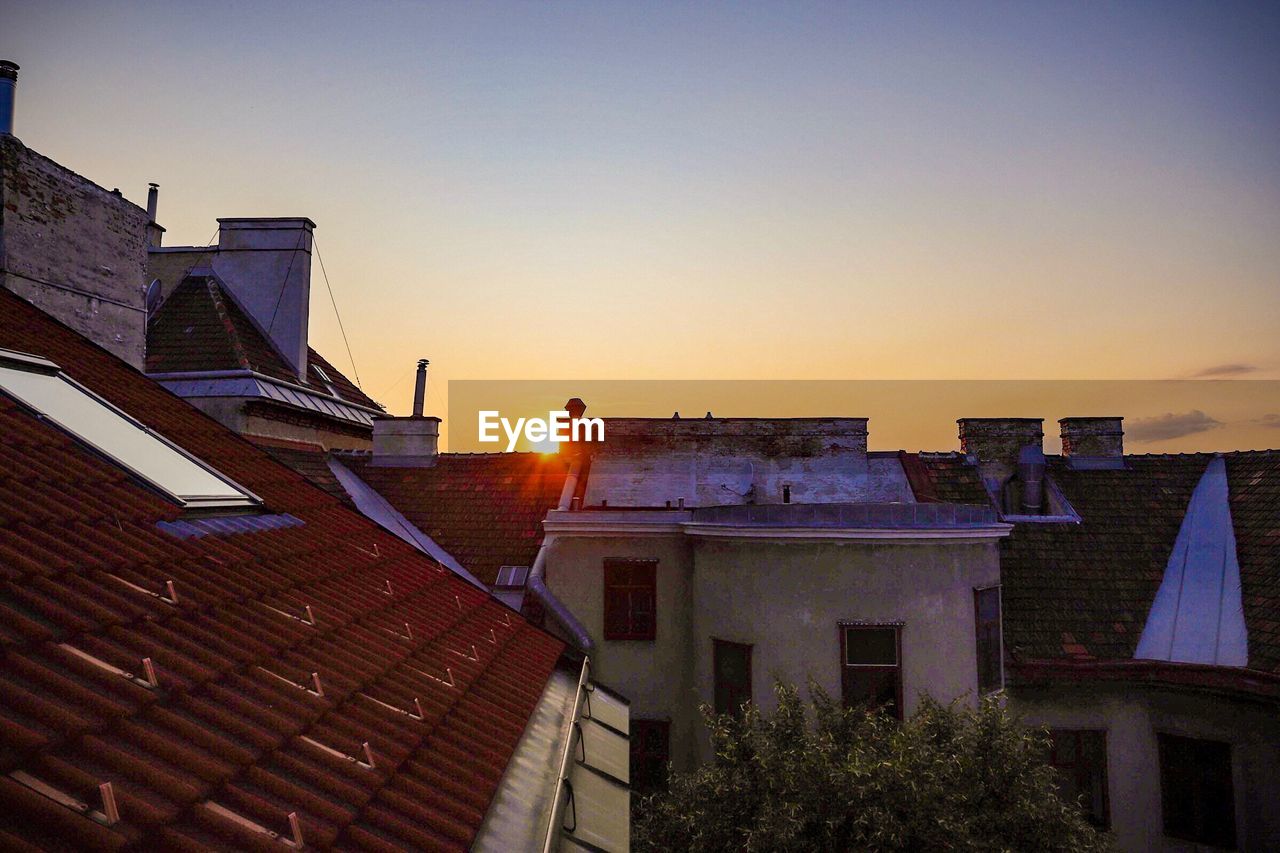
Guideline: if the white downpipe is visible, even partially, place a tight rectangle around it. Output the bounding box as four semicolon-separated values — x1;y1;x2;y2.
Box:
529;458;594;652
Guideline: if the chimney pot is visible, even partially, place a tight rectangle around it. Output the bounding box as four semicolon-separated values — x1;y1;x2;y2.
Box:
0;60;18;136
412;359;429;417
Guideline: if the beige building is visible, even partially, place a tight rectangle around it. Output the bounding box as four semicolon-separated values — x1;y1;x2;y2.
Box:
541;415;1011;782
538;409;1280;851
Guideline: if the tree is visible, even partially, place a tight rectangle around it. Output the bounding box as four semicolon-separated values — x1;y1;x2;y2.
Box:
634;683;1110;852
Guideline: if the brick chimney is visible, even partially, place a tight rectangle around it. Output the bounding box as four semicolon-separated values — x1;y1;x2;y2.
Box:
372;359;439;466
1060;417;1124;469
210;217;314;381
957;418;1044;488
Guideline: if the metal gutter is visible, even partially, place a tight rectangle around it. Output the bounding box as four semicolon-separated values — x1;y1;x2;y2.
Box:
147;368;385;416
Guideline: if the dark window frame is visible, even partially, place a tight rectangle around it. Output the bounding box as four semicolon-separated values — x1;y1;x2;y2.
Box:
630;718;672;792
1047;729;1110;829
1157;733;1237;849
839;623;903;720
602;559;657;641
712;638;753;718
974;585;1003;694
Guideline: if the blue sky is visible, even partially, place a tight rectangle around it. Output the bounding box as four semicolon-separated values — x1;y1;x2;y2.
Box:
3;2;1278;424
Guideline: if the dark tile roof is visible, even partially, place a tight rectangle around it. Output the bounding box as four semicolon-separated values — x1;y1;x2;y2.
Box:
146;277;382;412
921;451;1280;682
248;438;353;508
0;289;564;850
339;454;569;587
1226;453;1280;675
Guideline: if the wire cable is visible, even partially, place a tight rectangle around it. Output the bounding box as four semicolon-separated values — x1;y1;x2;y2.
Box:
312;237;364;389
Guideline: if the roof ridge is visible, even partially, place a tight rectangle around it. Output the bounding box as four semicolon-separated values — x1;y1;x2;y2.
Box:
202;277;252;371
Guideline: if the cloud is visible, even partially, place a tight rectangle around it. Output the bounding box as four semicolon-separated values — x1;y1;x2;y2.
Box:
1257;414;1280;429
1194;363;1257;378
1128;410;1223;443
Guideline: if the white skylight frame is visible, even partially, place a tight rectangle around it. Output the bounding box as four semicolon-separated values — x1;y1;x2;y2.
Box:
0;348;261;511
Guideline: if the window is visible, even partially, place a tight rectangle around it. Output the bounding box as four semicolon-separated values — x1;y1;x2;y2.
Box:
713;639;752;717
603;560;656;640
0;349;258;510
1158;734;1236;849
840;625;902;719
630;719;671;792
494;565;529;588
974;586;1003;693
1047;730;1109;829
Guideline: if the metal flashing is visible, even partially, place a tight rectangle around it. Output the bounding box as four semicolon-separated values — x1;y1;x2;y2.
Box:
1135;456;1248;666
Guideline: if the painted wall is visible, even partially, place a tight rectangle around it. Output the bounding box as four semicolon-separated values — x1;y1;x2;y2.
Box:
545;534;700;769
1013;684;1280;852
0;136;148;368
545;532;1001;770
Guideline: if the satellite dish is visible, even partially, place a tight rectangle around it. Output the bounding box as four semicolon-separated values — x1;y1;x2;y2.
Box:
145;279;162;317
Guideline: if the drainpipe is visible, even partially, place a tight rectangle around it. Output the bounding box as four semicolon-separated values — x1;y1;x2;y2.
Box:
527;457;594;653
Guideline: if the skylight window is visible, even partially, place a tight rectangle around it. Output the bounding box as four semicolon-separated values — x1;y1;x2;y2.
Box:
0;348;260;511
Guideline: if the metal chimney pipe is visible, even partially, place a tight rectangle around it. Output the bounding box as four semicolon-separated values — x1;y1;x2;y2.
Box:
412;359;429;417
146;183;159;221
0;61;18;136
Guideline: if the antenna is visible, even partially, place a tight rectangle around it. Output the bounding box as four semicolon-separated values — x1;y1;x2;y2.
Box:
145;279;162;317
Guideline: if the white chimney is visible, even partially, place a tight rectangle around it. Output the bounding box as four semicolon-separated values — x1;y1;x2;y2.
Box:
211;217;315;381
372;359;440;466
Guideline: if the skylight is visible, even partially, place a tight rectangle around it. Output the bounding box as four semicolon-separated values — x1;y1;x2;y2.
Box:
0;348;260;510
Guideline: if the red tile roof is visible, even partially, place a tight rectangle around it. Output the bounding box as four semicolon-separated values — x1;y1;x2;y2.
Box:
920;451;1280;689
146;277;382;412
338;454;570;587
0;289;564;850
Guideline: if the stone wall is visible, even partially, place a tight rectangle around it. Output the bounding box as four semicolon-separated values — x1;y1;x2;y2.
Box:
0;136;148;368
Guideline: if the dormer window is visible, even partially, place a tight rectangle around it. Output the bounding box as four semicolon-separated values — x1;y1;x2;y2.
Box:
0;348;260;511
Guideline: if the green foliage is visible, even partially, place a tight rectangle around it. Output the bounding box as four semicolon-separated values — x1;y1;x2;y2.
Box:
634;683;1110;853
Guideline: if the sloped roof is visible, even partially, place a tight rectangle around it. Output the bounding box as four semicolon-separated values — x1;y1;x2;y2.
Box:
249;437;353;507
920;451;1280;688
339;454;570;587
146;276;382;412
0;289;565;850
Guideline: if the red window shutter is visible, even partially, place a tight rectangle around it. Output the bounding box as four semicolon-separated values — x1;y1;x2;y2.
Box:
603;559;658;640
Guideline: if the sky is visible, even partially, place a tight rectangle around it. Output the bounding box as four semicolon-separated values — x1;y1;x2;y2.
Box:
3;1;1278;443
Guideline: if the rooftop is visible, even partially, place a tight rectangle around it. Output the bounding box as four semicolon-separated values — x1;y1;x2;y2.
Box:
0;288;566;850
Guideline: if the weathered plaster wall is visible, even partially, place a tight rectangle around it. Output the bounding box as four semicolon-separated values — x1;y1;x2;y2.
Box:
0;136;148;368
691;539;1000;755
580;418;918;507
1012;684;1280;852
545;532;1001;770
179;395;373;451
545;534;702;770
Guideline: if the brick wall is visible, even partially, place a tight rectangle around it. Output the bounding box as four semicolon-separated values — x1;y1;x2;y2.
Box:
1;136;148;368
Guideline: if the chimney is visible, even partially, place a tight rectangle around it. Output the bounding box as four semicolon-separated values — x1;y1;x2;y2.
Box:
957;418;1044;490
412;359;429;417
564;397;588;457
1060;417;1125;469
371;359;440;466
145;183;165;248
210;218;315;381
0;60;17;136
